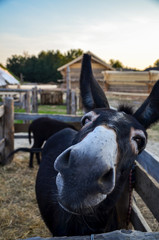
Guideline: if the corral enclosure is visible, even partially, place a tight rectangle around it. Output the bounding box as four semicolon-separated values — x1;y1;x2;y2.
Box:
0;95;159;239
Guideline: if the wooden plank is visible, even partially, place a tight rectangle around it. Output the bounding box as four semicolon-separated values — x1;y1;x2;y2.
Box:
137;150;159;183
14;113;81;122
107;77;150;82
106;82;149;86
14;135;30;139
25;91;31;113
106;91;148;97
0;105;4;118
131;201;152;232
0;88;31;92
71;90;76;114
20;230;159;240
107;75;150;80
103;70;159;76
0;138;5;153
134;161;159;222
32;87;38;113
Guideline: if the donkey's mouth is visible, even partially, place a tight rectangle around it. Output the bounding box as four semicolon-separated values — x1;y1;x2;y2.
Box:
58;191;108;216
58;201;81;215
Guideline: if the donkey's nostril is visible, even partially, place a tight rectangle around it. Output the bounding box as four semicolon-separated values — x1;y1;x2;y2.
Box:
101;168;114;183
99;168;115;194
54;148;71;172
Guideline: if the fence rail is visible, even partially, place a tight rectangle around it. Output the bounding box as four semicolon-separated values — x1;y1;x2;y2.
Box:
14;112;81;122
128;152;159;232
21;230;159;240
134;161;159;222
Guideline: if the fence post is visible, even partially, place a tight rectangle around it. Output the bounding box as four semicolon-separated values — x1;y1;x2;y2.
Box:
66;66;71;114
25;91;31;113
3;97;14;164
71;90;76;115
32;87;38;113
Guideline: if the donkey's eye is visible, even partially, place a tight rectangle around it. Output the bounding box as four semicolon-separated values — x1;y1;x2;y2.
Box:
81;117;92;126
133;136;146;152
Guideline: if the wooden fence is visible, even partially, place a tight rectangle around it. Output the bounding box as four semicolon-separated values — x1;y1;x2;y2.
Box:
0;86;81;115
0;87;38;113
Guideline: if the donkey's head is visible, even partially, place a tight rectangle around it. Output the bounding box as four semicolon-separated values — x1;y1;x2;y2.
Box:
54;54;159;215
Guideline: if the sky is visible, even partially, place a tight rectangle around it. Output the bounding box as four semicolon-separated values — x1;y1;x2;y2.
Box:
0;0;159;70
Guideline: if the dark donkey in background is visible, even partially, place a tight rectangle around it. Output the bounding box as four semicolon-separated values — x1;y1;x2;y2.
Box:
36;54;159;236
8;118;76;168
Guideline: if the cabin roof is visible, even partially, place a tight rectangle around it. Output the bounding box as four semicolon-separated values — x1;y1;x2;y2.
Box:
57;51;113;71
0;66;19;86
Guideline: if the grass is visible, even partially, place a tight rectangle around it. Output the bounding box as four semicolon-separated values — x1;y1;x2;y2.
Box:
14;105;67;115
38;105;67;114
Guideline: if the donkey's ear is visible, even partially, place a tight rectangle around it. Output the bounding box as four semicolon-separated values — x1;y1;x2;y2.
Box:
133;80;159;129
80;54;109;112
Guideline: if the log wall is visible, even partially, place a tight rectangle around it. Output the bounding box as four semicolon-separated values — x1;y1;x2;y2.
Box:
102;70;159;93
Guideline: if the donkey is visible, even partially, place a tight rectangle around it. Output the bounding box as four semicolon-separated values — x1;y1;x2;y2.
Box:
7;118;76;168
36;54;159;237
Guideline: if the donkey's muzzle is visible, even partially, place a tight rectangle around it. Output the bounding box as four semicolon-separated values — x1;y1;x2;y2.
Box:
54;126;118;210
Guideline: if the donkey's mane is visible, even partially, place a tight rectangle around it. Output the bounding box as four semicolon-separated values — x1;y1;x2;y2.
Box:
118;105;134;115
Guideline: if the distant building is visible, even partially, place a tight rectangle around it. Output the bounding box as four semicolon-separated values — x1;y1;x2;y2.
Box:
0;66;19;87
57;51;113;91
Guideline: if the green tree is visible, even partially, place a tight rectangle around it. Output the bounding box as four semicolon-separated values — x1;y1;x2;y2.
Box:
6;49;83;83
109;59;124;69
153;59;159;67
64;49;83;62
6;54;27;78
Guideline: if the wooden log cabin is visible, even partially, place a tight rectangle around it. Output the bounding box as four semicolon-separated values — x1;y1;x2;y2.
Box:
57;51;113;91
